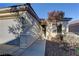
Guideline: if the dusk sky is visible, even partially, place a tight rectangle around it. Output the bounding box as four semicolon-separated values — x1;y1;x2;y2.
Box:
0;3;79;20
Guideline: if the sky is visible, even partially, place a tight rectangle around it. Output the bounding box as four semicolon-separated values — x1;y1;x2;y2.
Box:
0;3;79;20
31;3;79;20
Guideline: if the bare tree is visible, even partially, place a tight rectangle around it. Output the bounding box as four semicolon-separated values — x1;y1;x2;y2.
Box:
48;11;64;22
48;11;64;41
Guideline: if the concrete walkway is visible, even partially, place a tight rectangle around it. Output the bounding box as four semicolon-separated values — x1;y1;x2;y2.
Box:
21;39;46;56
0;39;46;56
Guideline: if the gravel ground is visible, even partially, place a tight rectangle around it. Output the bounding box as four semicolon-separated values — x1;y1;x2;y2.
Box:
45;40;76;56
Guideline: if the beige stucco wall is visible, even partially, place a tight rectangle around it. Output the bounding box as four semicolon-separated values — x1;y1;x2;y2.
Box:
0;11;43;48
0;19;18;44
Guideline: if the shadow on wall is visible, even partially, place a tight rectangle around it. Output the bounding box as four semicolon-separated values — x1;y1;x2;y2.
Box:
5;37;20;46
5;17;28;46
8;17;27;37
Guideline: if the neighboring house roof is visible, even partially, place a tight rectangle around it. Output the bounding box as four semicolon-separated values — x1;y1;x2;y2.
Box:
61;18;72;21
69;22;79;26
69;19;79;25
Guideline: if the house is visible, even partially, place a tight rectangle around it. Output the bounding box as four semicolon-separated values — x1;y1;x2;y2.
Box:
69;20;79;35
0;3;46;56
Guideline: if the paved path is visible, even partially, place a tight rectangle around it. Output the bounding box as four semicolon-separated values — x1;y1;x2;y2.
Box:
0;39;46;56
